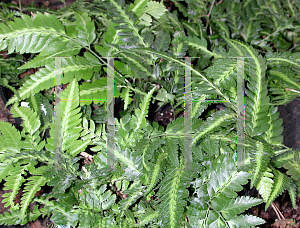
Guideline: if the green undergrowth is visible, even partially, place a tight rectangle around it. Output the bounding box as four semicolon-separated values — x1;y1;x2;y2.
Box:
0;0;300;227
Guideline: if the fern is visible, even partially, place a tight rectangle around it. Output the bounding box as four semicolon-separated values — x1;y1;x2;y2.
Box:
0;0;300;227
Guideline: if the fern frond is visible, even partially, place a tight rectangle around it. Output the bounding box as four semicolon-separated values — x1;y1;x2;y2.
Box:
214;196;263;219
268;68;300;91
104;0;148;47
137;1;167;26
227;214;266;227
130;48;234;106
152;29;170;52
0;12;67;54
79;78;107;106
10;104;40;136
18;42;81;70
271;149;298;168
0;204;45;225
119;87;133;110
143;150;168;197
254;168;274;203
192;109;236;146
287;182;297;209
94;22;120;57
129;86;156;137
6;53;101;107
229;40;270;137
129;0;148;17
268;82;299;105
119;181;146;217
187;156;265;227
9;104;45;152
74;11;96;47
61;79;91;156
20;166;48;222
142;1;167;20
265;167;291;210
120;52;153;78
0;121;22;154
262;106;283;145
2;162;36;211
184;36;221;58
247;140;275;188
34;198;76;226
154;156;194;227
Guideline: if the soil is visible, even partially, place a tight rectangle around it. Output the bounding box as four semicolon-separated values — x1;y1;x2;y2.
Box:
0;0;300;227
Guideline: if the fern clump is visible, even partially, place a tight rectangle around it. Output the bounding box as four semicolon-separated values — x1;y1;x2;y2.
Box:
0;0;300;227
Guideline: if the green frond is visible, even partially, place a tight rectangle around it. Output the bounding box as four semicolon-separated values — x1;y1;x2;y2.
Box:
78;184;117;212
120;52;153;78
284;154;300;199
154;156;193;228
27;93;42;117
227;214;266;227
134;208;159;227
119;87;133;110
129;0;148;17
143;151;168;197
5;53;101;107
262;106;283;145
112;143;142;178
152;29;170;52
265;167;291;210
142;1;167;20
136;1;167;26
18;43;81;70
8;104;45;152
0;121;22;154
184;36;220;58
0;204;45;225
287;182;297;209
192;109;236;146
2;162;35;210
104;0;148;47
284;159;300;182
131;48;233;105
166;11;183;31
268;82;299;105
119;181;146;217
187;156;265;227
74;11;96;47
247;140;275;188
130;86;156;136
254;168;274;203
94;22;120;57
34;198;76;226
164;138;180;168
268;69;300;92
203;57;237;99
0;12;67;55
79;78;108;106
61;79;90;156
229;40;270;137
20;166;48;222
271;149;298;168
266;51;300;69
10;104;40;136
214;196;263;219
